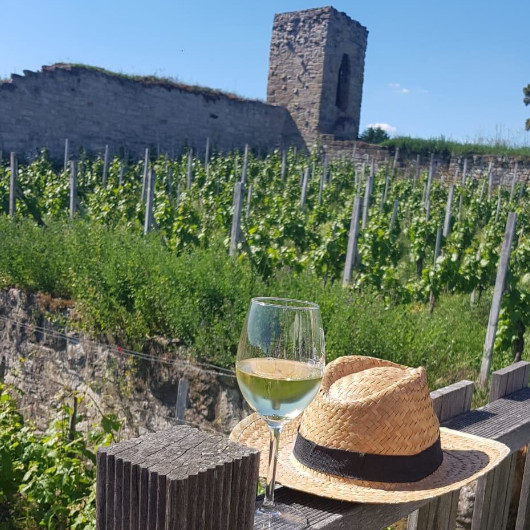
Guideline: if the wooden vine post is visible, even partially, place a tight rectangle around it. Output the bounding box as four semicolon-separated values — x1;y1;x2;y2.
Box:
245;184;252;219
241;144;249;185
389;199;399;231
424;154;435;205
187;148;193;189
362;164;373;229
281;150;287;181
487;160;494;201
429;226;443;314
69;160;77;218
510;162;518;202
443;185;454;238
342;195;362;287
143;169;155;235
478;212;517;389
413;154;420;187
300;166;309;210
9;152;17;218
102;144;110;186
392;147;399;171
141;148;149;202
204;137;210;173
462;158;468;186
118;163;124;187
175;378;189;425
64;138;69;172
229;182;244;257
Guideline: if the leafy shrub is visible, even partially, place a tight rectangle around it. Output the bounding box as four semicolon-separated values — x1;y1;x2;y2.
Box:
0;385;119;529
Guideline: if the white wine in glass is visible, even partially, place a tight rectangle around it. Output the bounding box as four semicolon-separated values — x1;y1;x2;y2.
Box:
236;297;325;529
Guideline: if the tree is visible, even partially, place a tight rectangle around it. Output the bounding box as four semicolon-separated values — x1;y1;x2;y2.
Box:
359;127;391;144
523;85;530;131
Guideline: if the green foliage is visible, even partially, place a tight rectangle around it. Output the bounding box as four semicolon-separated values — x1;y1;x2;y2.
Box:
1;146;530;371
359;127;391;144
0;386;119;529
383;135;530;158
2;147;530;529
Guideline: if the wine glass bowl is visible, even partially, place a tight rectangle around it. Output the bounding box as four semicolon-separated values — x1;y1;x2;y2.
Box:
236;297;325;528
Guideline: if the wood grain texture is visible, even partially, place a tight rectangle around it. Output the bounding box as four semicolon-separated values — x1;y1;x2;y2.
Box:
342;195;362;286
97;373;530;530
97;426;258;529
408;380;474;530
479;212;517;389
515;446;530;530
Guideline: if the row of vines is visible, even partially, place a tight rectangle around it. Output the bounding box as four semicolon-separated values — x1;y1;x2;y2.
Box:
1;149;529;360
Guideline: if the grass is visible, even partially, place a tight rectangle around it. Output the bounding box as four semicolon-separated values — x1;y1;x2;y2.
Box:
0;215;526;393
43;63;256;102
383;135;530;159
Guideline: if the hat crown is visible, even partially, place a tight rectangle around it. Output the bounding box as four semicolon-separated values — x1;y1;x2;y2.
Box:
299;356;440;456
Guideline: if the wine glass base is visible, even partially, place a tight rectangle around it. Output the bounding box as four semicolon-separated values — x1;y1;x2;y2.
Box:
253;502;308;529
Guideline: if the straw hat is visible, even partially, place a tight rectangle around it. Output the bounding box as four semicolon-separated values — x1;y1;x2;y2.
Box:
230;356;509;503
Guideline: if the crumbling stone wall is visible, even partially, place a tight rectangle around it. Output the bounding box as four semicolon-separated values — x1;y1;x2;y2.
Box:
267;6;368;148
0;7;369;161
0;288;248;438
0;65;304;160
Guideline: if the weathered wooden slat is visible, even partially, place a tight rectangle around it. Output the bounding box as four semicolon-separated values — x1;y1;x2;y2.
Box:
408;380;474;530
490;361;530;401
515;446;530;530
96;450;107;530
470;361;530;530
471;453;516;530
98;426;259;530
98;370;530;530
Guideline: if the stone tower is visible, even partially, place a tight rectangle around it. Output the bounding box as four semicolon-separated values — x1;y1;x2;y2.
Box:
267;6;368;149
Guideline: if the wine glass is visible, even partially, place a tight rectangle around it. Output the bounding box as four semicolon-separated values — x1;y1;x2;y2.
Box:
236;297;325;529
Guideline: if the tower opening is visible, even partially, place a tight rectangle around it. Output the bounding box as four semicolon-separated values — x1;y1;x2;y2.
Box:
335;54;350;112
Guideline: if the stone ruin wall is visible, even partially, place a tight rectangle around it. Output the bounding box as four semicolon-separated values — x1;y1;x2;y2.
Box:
0;65;305;161
267;7;368;148
0;288;248;438
0;7;370;162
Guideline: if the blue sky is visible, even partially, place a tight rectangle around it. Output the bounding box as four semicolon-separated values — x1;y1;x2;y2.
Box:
2;0;529;145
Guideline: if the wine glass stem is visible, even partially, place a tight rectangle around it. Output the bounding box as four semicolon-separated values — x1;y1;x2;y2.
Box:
262;425;281;511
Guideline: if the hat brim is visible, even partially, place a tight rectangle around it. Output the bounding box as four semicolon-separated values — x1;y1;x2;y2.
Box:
230;413;510;503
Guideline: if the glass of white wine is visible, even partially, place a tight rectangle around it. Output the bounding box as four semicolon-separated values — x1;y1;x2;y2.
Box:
236;297;325;529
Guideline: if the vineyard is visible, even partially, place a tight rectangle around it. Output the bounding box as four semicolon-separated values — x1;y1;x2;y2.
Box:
1;148;529;369
1;146;530;528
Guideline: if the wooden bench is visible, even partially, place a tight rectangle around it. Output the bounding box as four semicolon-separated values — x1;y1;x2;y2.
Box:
96;361;530;529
